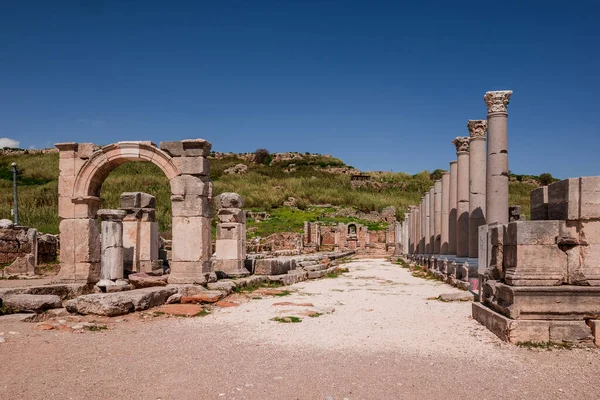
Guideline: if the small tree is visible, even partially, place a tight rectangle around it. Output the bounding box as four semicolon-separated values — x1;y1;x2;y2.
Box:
254;148;271;165
539;173;554;186
430;169;445;181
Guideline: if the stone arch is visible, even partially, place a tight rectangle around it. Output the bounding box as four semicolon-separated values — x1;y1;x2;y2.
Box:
55;140;214;284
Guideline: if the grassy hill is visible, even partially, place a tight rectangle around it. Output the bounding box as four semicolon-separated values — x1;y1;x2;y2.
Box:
0;150;543;236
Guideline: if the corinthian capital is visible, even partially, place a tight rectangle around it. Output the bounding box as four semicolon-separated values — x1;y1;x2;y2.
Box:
452;136;470;153
484;90;512;115
467;120;487;140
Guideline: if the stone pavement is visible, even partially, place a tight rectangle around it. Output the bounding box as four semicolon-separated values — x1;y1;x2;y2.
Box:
1;258;599;399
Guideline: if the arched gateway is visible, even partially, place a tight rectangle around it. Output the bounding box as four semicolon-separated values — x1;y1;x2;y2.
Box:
55;140;214;284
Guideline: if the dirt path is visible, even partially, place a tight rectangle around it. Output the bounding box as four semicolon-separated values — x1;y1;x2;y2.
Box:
1;258;599;399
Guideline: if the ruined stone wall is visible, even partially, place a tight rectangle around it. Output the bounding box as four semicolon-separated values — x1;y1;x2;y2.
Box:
0;224;58;264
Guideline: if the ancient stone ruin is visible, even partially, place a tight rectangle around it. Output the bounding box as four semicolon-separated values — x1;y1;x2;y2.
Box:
398;89;600;345
0;219;58;277
212;192;250;277
55;140;213;285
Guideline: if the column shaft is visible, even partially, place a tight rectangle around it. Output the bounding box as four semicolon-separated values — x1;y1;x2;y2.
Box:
434;180;442;254
468;120;487;258
441;172;450;254
424;193;431;254
485;90;512;225
454;137;470;258
448;161;458;255
428;187;435;253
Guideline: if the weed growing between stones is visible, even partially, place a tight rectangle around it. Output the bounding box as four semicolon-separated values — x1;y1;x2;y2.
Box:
325;267;349;278
517;341;574;350
234;281;284;294
271;316;302;323
194;310;211;317
84;325;108;332
272;290;292;297
308;313;324;318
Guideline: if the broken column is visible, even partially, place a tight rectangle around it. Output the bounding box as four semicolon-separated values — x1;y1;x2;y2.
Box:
484;90;512;225
413;205;420;254
434;180;442;254
120;192;161;273
453;137;470;258
441;171;450;254
468;120;487;258
213;192;249;277
97;209;127;283
448;160;458;255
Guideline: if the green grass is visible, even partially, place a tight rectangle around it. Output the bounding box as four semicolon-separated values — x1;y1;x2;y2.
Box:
84;324;108;332
233;280;284;294
516;341;573;350
325;267;349;278
271;316;302;323
308;312;324;318
0;151;546;236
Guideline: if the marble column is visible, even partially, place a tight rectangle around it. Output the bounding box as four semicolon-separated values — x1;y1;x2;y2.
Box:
484;90;512;225
97;209;127;283
453;137;470;258
441;172;450;254
420;197;426;254
413;206;420;255
424;192;431;254
403;213;410;254
434;180;442;254
429;186;435;253
448;161;458;255
468;120;488;258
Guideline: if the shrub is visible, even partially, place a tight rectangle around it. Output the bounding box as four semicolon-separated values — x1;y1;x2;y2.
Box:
254;148;271;165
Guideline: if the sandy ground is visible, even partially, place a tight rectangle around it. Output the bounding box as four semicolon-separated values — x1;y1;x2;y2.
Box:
1;258;599;400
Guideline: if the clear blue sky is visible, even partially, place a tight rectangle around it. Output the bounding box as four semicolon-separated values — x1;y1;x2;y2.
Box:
2;1;599;178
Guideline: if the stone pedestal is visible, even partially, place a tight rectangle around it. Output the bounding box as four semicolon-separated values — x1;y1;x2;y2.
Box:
213;193;249;277
475;175;600;345
485;90;512;225
97;209;127;281
468;120;487;258
448;160;458;255
453;137;470;258
441;172;450;254
120;192;161;273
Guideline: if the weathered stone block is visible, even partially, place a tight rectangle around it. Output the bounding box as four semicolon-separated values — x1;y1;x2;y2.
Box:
170;175;211;197
181;139;211;157
172;157;209;176
77;143;100;159
216;208;245;223
548;178;580;220
160;141;184;157
504;220;562;246
215;192;244;209
580;176;600;220
504;244;567;286
171;195;211;218
171;216;211;262
1;294;62;313
486;283;600;320
530;186;548;221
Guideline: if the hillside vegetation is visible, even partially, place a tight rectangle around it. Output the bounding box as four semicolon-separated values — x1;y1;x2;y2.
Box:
0;150;544;236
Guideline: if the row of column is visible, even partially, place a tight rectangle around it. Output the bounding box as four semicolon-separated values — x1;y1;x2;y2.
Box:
403;90;512;259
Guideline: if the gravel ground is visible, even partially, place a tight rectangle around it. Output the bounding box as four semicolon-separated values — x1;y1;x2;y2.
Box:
1;258;599;400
